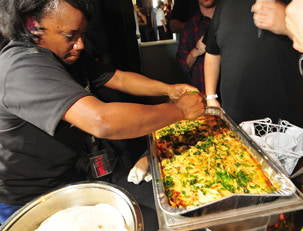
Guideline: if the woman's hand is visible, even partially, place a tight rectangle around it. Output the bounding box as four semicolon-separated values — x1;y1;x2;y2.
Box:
174;93;206;120
167;84;200;100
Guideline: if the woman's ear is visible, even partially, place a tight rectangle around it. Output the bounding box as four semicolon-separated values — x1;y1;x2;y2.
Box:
26;17;44;41
25;17;45;43
26;17;39;33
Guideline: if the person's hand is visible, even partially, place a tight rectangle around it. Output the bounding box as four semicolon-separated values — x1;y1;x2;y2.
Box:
174;92;206;120
251;1;288;36
194;36;206;56
167;84;200;100
206;98;221;108
285;0;303;52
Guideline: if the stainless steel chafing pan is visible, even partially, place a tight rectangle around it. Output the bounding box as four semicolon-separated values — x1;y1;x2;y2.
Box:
149;107;296;216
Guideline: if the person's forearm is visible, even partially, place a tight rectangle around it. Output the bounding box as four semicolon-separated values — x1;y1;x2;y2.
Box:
63;96;184;140
105;70;171;97
142;15;147;25
186;48;204;69
204;53;221;96
97;102;183;139
162;20;167;31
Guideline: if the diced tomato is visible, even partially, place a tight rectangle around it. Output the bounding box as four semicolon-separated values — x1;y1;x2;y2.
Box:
279;213;286;221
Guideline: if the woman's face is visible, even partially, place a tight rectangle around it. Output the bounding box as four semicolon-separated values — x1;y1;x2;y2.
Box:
37;1;87;64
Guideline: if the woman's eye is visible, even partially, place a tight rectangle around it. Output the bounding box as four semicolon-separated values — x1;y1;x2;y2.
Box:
64;34;75;41
63;32;85;41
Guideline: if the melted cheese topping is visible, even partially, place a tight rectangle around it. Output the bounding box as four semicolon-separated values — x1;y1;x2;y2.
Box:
154;115;278;208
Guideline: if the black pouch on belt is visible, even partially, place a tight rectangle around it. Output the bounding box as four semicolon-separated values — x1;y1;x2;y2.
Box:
87;137;118;180
75;136;118;180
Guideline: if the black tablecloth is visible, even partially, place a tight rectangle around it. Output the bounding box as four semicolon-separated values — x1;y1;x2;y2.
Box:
104;158;159;231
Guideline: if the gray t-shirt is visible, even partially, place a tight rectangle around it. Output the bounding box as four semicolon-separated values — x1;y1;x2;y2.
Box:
0;41;114;204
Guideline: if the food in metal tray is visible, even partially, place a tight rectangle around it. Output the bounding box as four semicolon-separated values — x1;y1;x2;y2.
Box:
154;115;279;208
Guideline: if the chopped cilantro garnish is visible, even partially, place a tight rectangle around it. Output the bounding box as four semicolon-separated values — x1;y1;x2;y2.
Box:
249;184;260;189
166;190;173;198
214;155;223;160
185;166;193;171
222;182;235;192
193;151;201;155
188;175;198;185
243;188;250;193
236;170;251;187
235;162;241;167
164;176;174;188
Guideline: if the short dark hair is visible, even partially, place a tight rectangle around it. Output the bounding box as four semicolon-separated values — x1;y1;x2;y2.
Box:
158;1;165;7
0;0;92;42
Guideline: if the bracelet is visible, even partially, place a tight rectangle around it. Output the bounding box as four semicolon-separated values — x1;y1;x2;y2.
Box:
206;94;218;100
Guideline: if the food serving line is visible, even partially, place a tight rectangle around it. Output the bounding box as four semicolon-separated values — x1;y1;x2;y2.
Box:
2;108;303;231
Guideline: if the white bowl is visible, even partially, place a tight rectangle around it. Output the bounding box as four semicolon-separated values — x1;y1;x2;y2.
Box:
1;182;144;231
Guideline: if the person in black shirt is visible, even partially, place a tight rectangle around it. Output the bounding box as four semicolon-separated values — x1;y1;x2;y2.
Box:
176;0;215;92
285;0;303;53
251;0;303;78
204;0;303;127
169;0;199;33
285;0;303;78
0;0;206;223
252;0;303;53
